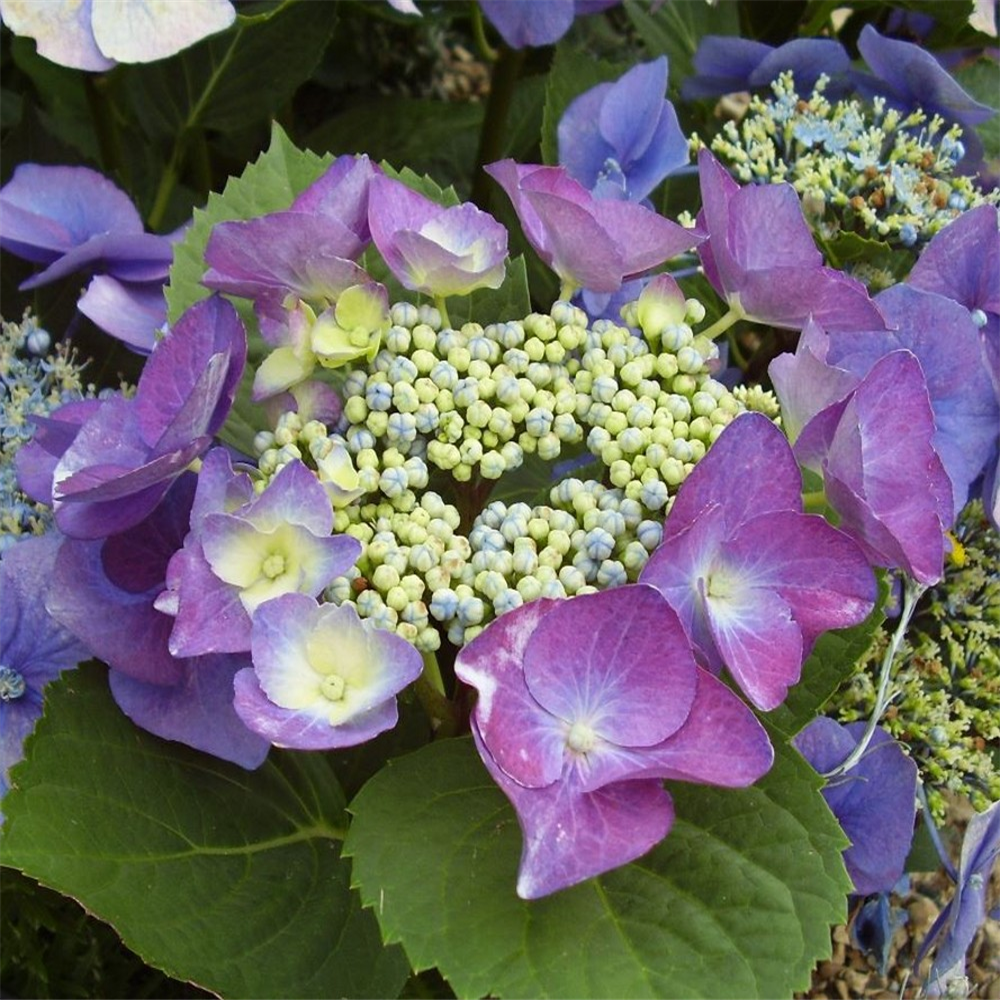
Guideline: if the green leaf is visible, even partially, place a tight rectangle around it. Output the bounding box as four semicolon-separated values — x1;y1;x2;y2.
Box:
818;231;914;285
540;40;631;166
304;97;483;198
166;121;334;324
125;0;337;139
766;578;888;739
346;736;850;999
623;0;740;94
0;663;409;1000
953;57;1000;164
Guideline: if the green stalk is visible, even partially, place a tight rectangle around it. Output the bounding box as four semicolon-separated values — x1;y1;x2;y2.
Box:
698;302;745;341
470;44;525;209
822;576;926;779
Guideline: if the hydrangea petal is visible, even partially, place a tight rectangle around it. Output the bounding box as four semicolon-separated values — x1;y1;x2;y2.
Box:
290;154;379;244
454;598;566;789
234;459;337;537
203;212;368;302
522;586;697;747
0;0;109;70
77;275;165;354
109;654;268;769
0;162;142;260
473;721;675;900
795;719;917;895
478;0;575;48
19;231;172;290
90;0;235;64
598;58;668;168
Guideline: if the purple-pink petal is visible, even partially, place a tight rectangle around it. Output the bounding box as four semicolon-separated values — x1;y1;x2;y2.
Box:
522;587;697;747
455;598;566;788
203;212;368;302
290;154;380;245
234;459;335;537
19;231;172;291
473;720;675;900
233;668;400;750
795;718;917;895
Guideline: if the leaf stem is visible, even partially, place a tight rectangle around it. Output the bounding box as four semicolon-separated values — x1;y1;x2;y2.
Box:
822;576;926;779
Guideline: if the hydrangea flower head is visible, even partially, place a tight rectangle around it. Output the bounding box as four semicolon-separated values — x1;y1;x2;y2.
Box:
0;533;88;806
558;57;688;202
794;718;918;895
368;174;508;297
455;585;773;898
639;413;877;711
486;159;702;295
233;594;423;750
0;0;236;70
696;148;886;332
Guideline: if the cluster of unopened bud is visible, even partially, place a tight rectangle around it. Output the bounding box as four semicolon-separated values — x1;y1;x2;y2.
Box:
707;71;998;255
322;490;466;653
255;292;754;651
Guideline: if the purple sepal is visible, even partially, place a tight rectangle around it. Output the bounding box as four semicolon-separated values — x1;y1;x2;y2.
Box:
474;718;676;900
77;275;167;354
49;296;246;539
0;163;143;263
19;231;172;291
1;534;90;799
696;148;886;332
486;159;702;292
919;801;1000;991
290;153;380;245
368;174;508;296
14;398;102;504
795;351;953;585
203;212;368;303
682;36;850;100
907;205;1000;398
455;585;773;898
640;413;876;711
110;655;270;770
558;58;688;203
795;718;917;896
856;25;996;129
478;0;576;48
46;475;197;685
825;284;998;518
234;594;423;750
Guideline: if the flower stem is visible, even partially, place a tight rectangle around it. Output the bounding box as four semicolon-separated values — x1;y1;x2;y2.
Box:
558;280;579;303
699;302;746;342
822;576;926;779
414;651;459;737
434;296;452;331
470;44;525;209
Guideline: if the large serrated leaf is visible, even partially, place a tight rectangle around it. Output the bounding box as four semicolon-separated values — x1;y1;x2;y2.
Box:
345;736;849;999
166;121;334;324
0;663;409;1000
